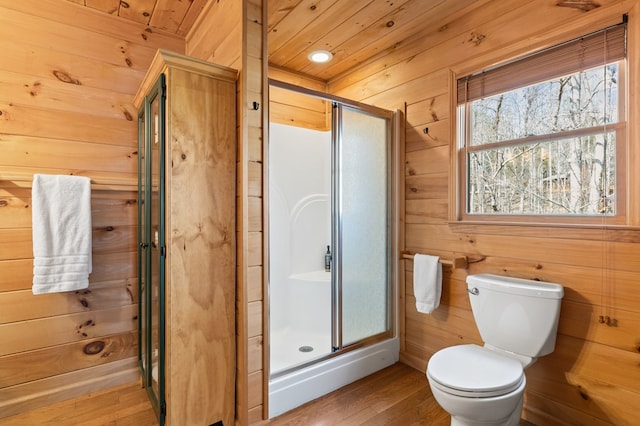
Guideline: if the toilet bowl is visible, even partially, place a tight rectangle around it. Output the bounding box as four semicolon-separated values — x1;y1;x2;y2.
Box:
425;274;564;426
427;345;526;426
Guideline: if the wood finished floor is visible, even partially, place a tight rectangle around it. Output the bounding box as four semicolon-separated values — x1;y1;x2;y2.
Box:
0;380;158;426
0;362;530;425
266;362;449;425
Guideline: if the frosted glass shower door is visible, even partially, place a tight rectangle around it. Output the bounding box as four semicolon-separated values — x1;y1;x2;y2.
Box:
336;105;391;347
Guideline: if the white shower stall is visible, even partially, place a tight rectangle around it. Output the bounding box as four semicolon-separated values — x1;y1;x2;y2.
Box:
268;86;399;418
269;123;333;375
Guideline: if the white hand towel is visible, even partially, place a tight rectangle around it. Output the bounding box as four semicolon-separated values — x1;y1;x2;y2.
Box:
413;254;442;314
32;174;92;294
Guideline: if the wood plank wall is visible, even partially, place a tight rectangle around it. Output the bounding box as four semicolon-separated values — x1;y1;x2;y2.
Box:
329;1;640;425
269;67;330;131
186;1;265;424
0;0;183;418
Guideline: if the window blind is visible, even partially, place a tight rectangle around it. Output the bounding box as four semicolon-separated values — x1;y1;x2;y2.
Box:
457;22;626;104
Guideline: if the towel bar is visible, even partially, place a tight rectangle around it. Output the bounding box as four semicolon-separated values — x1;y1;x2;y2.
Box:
400;252;468;269
1;173;136;191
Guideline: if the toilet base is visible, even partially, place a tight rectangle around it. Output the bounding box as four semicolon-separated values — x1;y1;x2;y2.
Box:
449;395;522;426
427;372;526;426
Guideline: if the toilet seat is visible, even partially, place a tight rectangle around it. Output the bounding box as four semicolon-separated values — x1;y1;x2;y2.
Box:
427;344;524;398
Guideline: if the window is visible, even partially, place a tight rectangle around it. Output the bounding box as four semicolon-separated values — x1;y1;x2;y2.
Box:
457;23;626;223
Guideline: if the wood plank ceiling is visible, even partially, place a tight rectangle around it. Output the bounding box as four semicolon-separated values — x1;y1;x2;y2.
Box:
65;0;489;82
267;0;481;82
63;0;210;35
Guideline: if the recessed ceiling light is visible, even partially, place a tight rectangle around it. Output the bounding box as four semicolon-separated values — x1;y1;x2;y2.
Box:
308;50;333;63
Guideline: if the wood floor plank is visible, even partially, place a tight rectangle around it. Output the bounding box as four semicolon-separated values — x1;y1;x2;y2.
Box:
0;363;449;425
0;382;155;425
0;361;543;425
0;363;532;426
267;363;447;426
0;363;440;426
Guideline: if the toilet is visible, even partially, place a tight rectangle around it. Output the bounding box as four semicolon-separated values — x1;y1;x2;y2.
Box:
426;273;563;426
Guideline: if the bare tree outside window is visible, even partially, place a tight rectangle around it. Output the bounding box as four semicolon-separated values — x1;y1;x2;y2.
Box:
464;64;619;216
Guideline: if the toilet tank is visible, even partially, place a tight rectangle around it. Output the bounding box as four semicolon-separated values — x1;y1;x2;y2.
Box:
467;274;564;357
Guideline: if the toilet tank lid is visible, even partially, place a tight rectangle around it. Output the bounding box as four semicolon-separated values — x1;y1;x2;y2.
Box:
466;274;564;299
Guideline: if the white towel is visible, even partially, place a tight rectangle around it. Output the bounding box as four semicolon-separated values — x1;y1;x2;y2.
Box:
32;174;92;294
413;254;442;314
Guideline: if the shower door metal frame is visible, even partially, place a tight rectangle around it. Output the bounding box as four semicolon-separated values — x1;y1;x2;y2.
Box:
331;101;395;353
267;79;398;376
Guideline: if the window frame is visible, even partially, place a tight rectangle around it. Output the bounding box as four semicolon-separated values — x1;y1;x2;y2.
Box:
454;25;628;227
